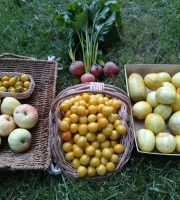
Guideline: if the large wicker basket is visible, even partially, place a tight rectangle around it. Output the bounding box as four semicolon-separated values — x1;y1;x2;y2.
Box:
0;53;58;170
49;82;134;180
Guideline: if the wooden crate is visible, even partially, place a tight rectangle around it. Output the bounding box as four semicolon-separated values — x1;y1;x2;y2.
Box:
124;64;180;156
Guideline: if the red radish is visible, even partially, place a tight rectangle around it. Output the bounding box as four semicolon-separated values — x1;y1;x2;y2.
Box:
81;73;96;83
90;64;103;78
69;61;85;76
103;62;119;77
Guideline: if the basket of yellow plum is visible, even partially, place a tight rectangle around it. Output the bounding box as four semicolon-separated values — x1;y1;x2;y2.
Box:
49;82;134;180
0;72;35;99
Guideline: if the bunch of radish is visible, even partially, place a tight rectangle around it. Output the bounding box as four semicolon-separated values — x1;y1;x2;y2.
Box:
70;61;119;83
57;0;122;84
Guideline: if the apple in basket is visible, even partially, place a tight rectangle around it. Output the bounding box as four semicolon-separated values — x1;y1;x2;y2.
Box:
0;114;16;137
8;128;32;152
13;104;38;129
1;97;21;116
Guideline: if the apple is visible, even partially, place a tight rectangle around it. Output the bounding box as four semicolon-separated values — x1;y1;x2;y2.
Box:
13;104;38;129
1;97;21;116
0;114;16;137
8;128;32;152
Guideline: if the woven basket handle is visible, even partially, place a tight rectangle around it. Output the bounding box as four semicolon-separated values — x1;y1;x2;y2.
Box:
0;53;36;60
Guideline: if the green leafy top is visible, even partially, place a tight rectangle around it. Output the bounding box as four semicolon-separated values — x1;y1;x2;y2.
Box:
57;0;122;72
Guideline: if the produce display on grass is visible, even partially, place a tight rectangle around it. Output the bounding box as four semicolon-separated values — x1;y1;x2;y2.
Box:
128;71;180;154
59;93;127;177
0;96;38;152
56;0;122;83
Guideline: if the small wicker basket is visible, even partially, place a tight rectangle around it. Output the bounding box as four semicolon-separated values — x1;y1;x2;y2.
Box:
49;82;134;180
0;72;35;99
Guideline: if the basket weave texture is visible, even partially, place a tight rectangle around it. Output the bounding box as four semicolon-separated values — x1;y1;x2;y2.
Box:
49;82;134;180
0;53;58;170
0;71;35;99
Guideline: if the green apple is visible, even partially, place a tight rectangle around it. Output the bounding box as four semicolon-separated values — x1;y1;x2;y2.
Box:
0;114;16;137
1;97;21;116
13;104;38;129
8;128;32;152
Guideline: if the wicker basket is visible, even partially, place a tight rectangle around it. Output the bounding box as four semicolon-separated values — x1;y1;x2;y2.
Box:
49;82;134;180
0;71;35;99
0;53;58;170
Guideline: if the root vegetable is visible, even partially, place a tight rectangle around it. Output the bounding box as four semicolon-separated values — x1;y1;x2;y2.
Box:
90;64;103;78
103;62;119;77
81;73;96;83
69;61;85;77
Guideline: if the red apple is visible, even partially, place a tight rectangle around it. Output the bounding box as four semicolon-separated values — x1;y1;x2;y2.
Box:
0;114;16;137
13;104;38;129
8;128;32;152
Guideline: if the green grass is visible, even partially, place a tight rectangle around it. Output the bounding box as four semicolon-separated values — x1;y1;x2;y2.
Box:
0;0;180;199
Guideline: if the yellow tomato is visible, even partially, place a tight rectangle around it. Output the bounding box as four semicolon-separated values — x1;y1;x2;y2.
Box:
77;136;87;147
78;100;87;108
85;145;96;156
116;125;127;135
77;166;87;177
72;158;81;169
94;149;102;159
114;144;125;154
110;154;119;164
96;133;106;143
98;96;105;104
73;146;83;157
102;126;113;136
88;105;97;114
100;157;108;165
102;148;112;159
111;99;121;109
76;106;87;116
88;114;97;123
96;164;106;176
23;81;30;89
90;157;100;167
62;142;73;152
81;93;90;103
109;130;120;140
70;114;79;123
60;103;69;112
101;140;111;149
96;113;105;120
114;120;122;129
87;166;96;177
98;118;108;128
73;134;80;144
88;122;99;133
97;104;105;113
79;116;88;124
91;141;100;149
106;162;115;172
69;123;79;133
80;154;90;165
59;120;69;132
107;114;116;123
78;124;88;135
89;97;98;106
86;132;96;142
65;152;74;161
102;106;113;116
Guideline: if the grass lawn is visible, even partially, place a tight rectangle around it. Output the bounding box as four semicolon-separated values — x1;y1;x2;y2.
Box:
0;0;180;199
